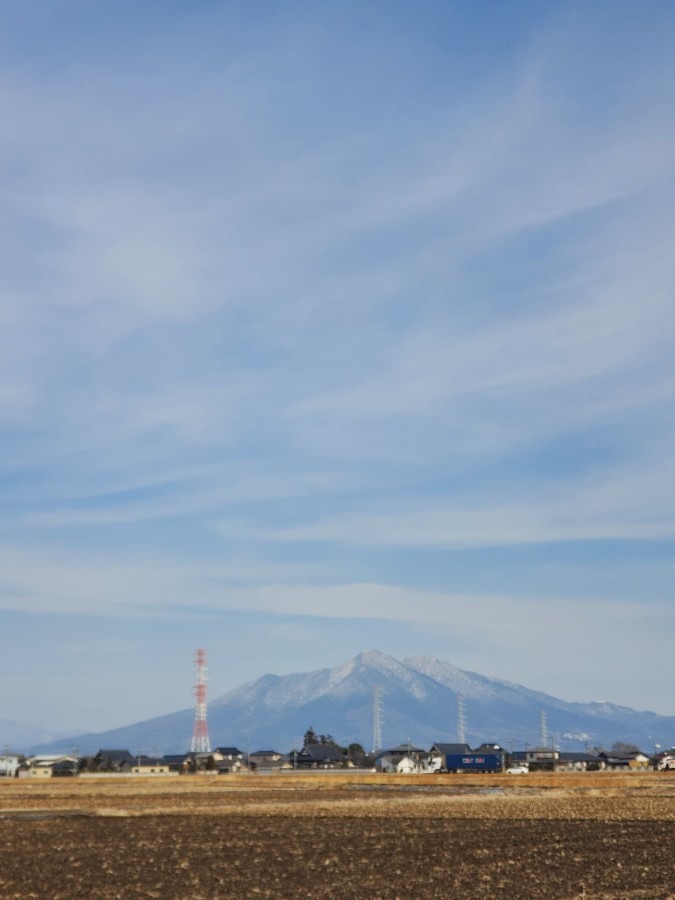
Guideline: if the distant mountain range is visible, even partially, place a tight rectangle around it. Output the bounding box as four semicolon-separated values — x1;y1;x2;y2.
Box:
0;718;82;750
27;650;675;756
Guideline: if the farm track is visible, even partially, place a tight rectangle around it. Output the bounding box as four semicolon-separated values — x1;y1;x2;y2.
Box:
1;773;673;897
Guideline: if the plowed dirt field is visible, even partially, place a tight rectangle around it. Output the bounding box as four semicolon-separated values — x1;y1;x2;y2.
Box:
1;772;673;898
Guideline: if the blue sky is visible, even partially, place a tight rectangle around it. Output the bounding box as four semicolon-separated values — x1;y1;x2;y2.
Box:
1;1;674;735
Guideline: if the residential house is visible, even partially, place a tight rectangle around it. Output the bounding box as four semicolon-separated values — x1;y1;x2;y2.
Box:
130;756;171;775
375;745;429;774
555;752;602;771
211;747;246;773
162;754;191;774
294;743;345;769
598;750;650;770
185;748;246;774
0;754;23;777
51;757;80;777
94;749;135;772
654;750;675;771
188;752;218;773
19;755;78;778
525;747;560;771
249;750;284;772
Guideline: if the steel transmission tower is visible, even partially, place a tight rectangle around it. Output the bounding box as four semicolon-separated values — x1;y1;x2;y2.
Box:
190;648;211;753
371;685;383;754
457;694;467;745
539;710;548;747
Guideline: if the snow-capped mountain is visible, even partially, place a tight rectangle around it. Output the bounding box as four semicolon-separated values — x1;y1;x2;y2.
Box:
29;650;675;755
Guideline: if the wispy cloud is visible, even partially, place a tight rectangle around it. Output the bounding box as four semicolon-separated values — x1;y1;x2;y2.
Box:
1;1;674;726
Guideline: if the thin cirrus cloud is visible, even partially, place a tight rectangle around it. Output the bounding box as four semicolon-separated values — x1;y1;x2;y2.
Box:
1;2;674;729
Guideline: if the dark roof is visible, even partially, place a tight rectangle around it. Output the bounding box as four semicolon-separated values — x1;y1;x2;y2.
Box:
430;743;472;755
474;743;505;754
96;749;134;762
162;755;189;765
214;747;243;757
558;752;600;763
298;744;344;762
51;759;78;771
598;752;646;764
250;750;281;757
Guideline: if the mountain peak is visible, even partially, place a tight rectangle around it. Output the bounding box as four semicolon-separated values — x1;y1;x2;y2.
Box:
30;650;675;755
353;649;405;671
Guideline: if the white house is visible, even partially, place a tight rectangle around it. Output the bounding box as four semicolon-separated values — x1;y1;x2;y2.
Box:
376;745;430;774
0;754;22;777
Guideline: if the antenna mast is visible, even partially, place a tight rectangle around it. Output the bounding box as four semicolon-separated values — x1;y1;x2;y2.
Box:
191;648;211;753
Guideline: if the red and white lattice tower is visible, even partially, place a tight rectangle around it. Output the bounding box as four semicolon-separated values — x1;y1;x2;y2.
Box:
190;648;211;753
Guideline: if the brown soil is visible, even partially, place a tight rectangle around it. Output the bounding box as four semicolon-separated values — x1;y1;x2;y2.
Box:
1;773;673;898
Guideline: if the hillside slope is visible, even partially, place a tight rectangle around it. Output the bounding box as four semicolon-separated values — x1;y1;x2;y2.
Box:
31;650;674;755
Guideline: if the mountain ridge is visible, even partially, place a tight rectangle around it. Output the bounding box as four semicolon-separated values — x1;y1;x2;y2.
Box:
27;650;674;755
0;718;84;749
